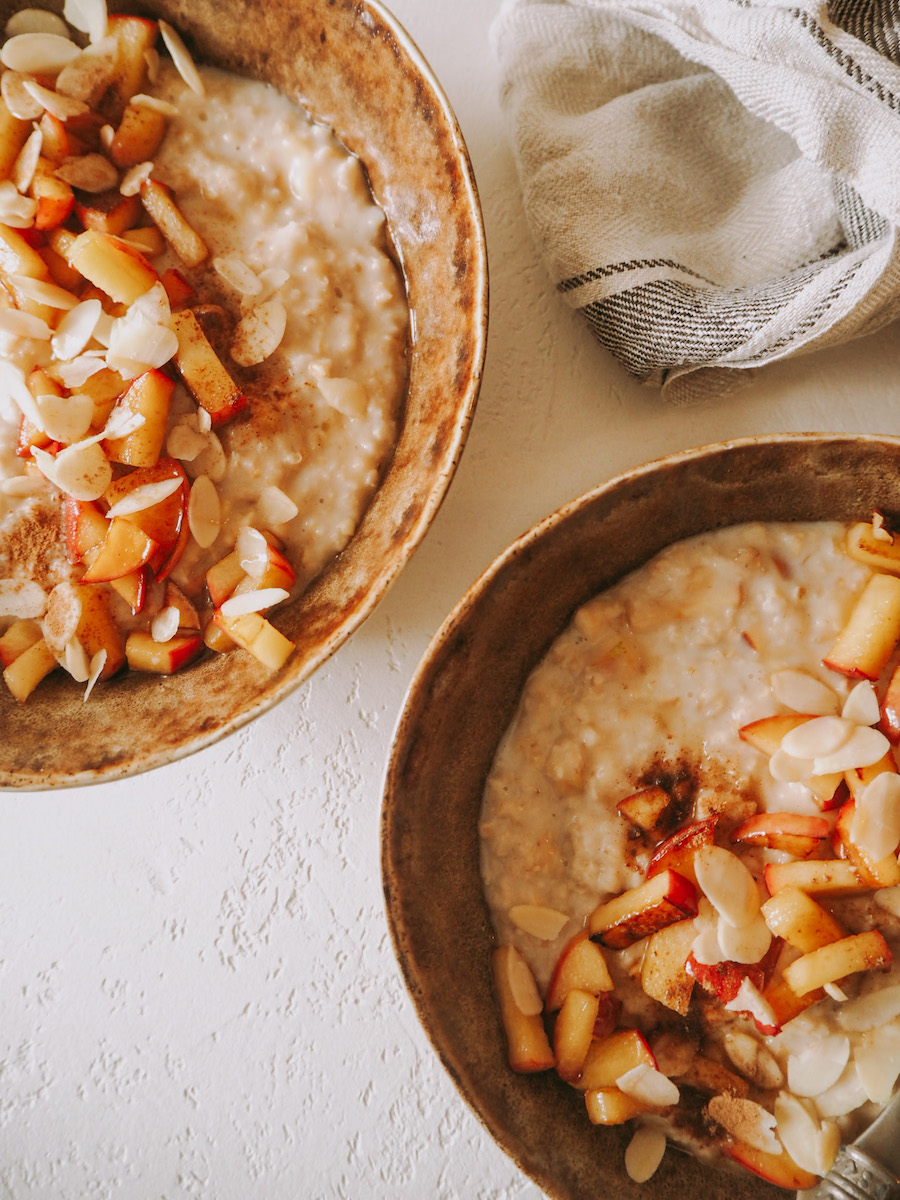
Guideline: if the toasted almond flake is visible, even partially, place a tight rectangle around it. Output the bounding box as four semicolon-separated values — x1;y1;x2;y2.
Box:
318;376;369;418
504;945;542;1016
875;887;900;917
130;92;179;117
55;38;117;100
166;420;209;462
10;274;79;311
0;579;46;618
35;391;93;443
787;1034;850;1098
52;354;106;388
717;914;771;965
51;298;101;362
219;587;289;618
767;746;814;781
707;1095;780;1155
6;9;70;37
854;1025;900;1104
231;298;287;366
63;0;107;42
724;980;778;1034
213;254;262;295
0;181;37;227
83;647;106;700
616;1064;679;1108
12;125;42;192
824;983;848;1002
196;406;212;433
33;439;111;500
99;121;114;149
54;150;117;191
850;771;900;860
188;474;220;549
782;714;853;760
43;582;82;651
774;1093;822;1174
1;69;45;119
237;525;268;575
836;984;900;1032
144;46;160;83
159;20;204;96
508;904;569;941
106;319;177;376
258;484;299;526
723;1030;784;1090
100;407;144;441
258;266;289;293
813;724;891;775
770;669;839;716
842;680;881;726
694;845;759;928
1;32;79;74
183;426;224;481
0;308;52;341
1;475;46;498
813;1063;868;1118
21;78;88;122
0;360;41;426
105;477;183;519
119;160;153;196
63;637;90;682
625;1126;667;1184
873;511;894;542
151;605;180;644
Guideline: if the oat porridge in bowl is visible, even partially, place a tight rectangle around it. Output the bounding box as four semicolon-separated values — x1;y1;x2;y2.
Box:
382;436;900;1200
0;0;486;787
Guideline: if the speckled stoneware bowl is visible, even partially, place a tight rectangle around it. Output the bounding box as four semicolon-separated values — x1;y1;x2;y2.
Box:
0;0;487;789
382;434;900;1200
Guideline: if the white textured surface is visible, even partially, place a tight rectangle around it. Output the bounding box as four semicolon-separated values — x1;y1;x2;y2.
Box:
5;1;900;1196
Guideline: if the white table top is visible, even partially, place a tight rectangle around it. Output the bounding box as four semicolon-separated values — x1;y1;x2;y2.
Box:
5;2;900;1196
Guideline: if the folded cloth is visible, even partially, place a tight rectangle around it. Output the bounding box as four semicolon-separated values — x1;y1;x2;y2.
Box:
492;0;900;395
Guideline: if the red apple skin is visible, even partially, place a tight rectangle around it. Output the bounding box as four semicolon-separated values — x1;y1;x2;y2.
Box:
80;518;159;583
63;497;109;565
880;663;900;743
732;811;829;858
125;631;204;674
646;816;718;882
686;938;781;1006
589;870;698;949
723;1142;818;1190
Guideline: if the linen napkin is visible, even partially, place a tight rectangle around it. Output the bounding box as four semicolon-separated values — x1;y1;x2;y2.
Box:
492;0;900;397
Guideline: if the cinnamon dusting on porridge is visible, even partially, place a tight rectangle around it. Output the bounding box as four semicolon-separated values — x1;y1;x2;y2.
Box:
481;518;900;1189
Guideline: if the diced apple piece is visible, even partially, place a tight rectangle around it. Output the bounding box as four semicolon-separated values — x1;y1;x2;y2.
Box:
30;157;75;232
75;189;142;237
764;859;867;898
640;919;695;1015
722;1141;818;1190
72;585;126;680
823;573;900;680
63;497;110;565
37;112;84;165
545;932;614;1012
880;665;900;743
67;229;158;305
110;100;168;168
206;548;246;606
3;638;58;702
163;582;200;631
491;945;555;1074
39;242;83;292
554;988;600;1083
125;630;204;674
79;367;128;430
0;619;42;667
845;751;898;800
0;224;55;323
212;610;294;670
783;930;892;996
109;566;148;614
98;15;160;125
589;871;698;949
760;887;846;954
584;1087;652;1125
16;414;56;460
646;816;717;884
203;617;236;654
103;368;175;468
81;518;159;583
845;521;900;576
0;94;32;180
161;266;195;307
760;976;824;1033
103;458;189;579
141;179;207;267
169;308;247;426
738;712;815;755
616;785;676;839
686;953;770;1006
578;1028;656;1091
231;543;296;597
831;796;900;887
732;811;829;858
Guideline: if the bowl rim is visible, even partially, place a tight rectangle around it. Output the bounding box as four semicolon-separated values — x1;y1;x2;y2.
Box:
381;430;900;1198
0;0;488;790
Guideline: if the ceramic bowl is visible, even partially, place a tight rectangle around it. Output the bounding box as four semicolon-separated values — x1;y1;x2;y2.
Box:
382;433;900;1200
0;0;487;788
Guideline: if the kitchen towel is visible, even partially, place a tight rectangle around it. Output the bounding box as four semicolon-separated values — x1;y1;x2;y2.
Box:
492;0;900;397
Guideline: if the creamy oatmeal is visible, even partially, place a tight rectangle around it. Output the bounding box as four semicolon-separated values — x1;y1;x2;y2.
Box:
0;7;407;700
482;520;900;1188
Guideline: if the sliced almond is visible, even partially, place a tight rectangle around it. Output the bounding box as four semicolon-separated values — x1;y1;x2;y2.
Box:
707;1095;780;1155
64;0;109;44
119;160;153;197
105;477;183;518
63;637;90;683
9;275;79;311
781;715;853;760
694;845;759;929
6;10;70;38
0;309;52;341
83;647;106;701
508;904;569;941
43;582;82;652
504;945;542;1017
1;32;80;74
770;669;839;716
54;151;118;192
1;69;45;120
35;391;93;444
230;297;287;366
849;771;900;860
21;79;89;122
130;93;179;117
813;724;891;775
768;747;815;782
213;254;262;295
835;983;900;1032
624;1125;667;1184
258;485;299;526
717;914;771;965
150;606;180;644
0;181;37;227
842;680;881;726
32;439;112;501
187;474;221;549
159;20;205;96
237;526;269;576
786;1034;850;1098
12;126;42;192
616;1064;679;1108
218;587;289;617
51;298;102;362
55;39;117;102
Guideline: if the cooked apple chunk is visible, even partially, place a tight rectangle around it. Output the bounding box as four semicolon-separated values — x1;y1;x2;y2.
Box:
491;945;554;1074
125;630;204;674
588;870;697;949
110;100;168;168
545;932;614;1012
102;368;175;467
640;918;695;1015
213;610;294;670
67;229;159;305
823;573;900;680
616;785;676;838
760;886;846;954
141;178;208;267
764;859;867;898
846;520;900;575
2;637;58;703
0;618;42;667
554;988;600;1083
169;308;247;427
577;1028;656;1091
782;930;892;996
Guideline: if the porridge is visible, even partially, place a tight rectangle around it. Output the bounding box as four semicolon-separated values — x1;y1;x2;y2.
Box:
481;517;900;1189
0;4;407;701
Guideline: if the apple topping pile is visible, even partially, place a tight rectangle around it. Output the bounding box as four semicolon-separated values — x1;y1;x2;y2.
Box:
492;513;900;1191
0;1;301;702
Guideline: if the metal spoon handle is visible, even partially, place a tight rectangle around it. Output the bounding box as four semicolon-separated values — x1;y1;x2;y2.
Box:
802;1145;900;1200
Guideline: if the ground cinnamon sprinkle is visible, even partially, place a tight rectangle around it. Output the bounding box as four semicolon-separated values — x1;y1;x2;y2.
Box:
0;493;68;595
